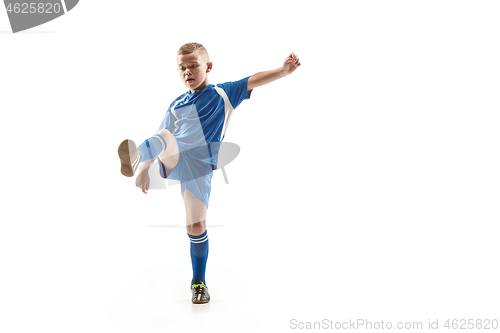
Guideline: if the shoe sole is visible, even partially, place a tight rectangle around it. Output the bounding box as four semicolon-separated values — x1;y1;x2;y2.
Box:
118;139;137;177
192;300;210;304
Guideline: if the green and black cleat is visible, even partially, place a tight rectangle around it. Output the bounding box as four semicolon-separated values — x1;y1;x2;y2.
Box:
191;280;210;304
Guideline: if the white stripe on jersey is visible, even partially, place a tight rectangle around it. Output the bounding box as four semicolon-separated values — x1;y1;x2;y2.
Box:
170;98;183;120
169;98;184;132
213;86;235;141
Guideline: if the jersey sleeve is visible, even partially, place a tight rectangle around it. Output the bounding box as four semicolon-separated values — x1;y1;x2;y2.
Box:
218;76;253;109
157;99;177;132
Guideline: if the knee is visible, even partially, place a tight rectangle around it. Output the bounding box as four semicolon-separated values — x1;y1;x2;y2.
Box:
157;129;172;140
186;220;206;236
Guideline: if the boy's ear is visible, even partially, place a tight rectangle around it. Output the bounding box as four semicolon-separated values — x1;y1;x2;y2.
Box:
207;62;213;72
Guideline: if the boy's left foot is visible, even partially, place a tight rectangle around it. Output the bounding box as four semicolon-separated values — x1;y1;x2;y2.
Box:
191;280;210;304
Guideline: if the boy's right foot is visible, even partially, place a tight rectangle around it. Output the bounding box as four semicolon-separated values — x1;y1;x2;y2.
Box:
118;139;141;177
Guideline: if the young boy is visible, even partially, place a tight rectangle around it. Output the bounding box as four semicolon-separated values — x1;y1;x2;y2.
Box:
118;42;301;304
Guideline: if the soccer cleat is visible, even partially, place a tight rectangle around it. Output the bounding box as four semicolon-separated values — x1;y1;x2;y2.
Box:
118;139;141;177
191;280;210;304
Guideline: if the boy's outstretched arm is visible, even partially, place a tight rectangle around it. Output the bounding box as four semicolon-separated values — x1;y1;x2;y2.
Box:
247;52;301;91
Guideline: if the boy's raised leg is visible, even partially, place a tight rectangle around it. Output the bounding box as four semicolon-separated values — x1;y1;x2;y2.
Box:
157;129;180;172
118;129;172;177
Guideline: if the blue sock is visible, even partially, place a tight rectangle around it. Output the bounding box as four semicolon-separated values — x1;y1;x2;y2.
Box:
137;134;167;162
188;230;209;285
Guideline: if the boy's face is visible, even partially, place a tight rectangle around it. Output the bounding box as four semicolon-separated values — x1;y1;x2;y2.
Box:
177;50;212;93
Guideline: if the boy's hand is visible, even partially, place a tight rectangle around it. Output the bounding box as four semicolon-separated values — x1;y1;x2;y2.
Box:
247;53;301;91
135;169;150;194
282;52;301;75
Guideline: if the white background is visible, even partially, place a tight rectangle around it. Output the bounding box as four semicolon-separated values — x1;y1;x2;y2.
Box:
1;1;499;332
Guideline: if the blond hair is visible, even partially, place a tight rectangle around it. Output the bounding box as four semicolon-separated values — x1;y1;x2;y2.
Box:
177;42;210;63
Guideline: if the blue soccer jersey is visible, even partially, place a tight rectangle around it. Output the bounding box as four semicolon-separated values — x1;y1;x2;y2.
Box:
157;76;252;207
